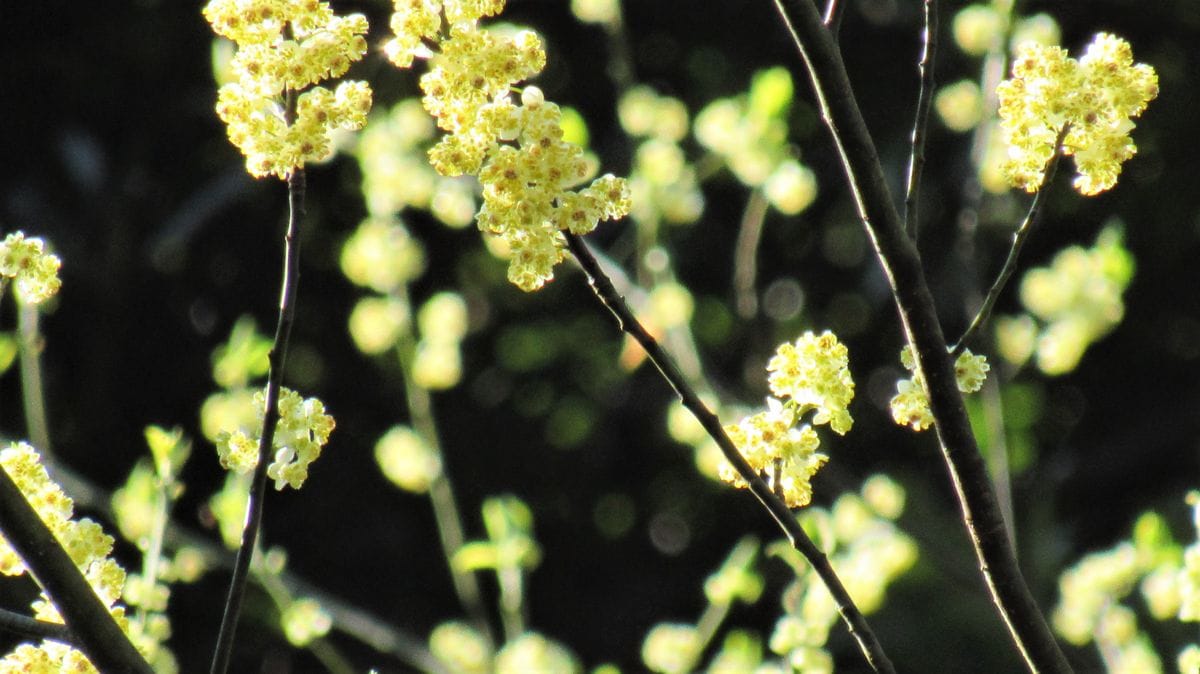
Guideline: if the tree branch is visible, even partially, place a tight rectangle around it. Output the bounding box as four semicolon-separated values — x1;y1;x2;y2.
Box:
564;231;896;674
36;450;446;674
768;1;1070;671
0;466;152;672
0;605;74;645
952;145;1065;358
210;164;305;674
823;0;847;37
904;0;938;239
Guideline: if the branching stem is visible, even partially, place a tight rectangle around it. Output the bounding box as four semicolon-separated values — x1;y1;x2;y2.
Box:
769;1;1071;671
210;160;305;674
0;607;75;645
904;0;939;239
564;231;895;674
397;322;495;647
952;142;1065;357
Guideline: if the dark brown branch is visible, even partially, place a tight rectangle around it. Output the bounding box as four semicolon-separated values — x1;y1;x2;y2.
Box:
210;164;306;674
564;231;896;674
904;0;939;239
769;1;1070;671
0;606;75;645
0;467;152;672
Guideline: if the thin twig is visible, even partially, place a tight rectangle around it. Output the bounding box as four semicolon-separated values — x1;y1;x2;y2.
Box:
0;466;153;672
397;317;495;647
0;606;75;645
952;142;1065;358
210;163;305;674
952;7;1019;539
599;0;636;92
253;558;357;674
564;231;896;674
769;1;1071;671
18;303;51;454
823;0;847;36
680;536;758;673
496;564;526;642
904;0;939;240
733;188;770;318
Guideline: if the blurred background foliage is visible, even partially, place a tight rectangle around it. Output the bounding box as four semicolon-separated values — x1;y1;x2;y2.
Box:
2;0;1200;671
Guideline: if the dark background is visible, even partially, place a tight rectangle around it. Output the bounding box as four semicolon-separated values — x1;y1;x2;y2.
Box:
2;0;1199;671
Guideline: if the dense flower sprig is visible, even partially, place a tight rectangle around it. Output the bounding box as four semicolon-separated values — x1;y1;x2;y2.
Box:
997;33;1157;194
1048;498;1200;673
694;67;818;215
0;232;61;305
767;331;855;435
386;0;632;290
719;399;827;509
619;86;704;226
215;387;335;490
0;442;130;672
890;346;989;432
204;0;373;178
995;225;1133;375
719;331;854;509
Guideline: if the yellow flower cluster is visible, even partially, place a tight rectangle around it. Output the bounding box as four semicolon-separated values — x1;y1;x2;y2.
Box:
694;67;817;215
766;331;855;435
995;225;1133;375
890;347;989;432
642;539;763;674
412;291;469;389
215;387;335;490
375;425;442;493
619;86;704;226
720;399;826;509
1179;492;1200;623
280;597;333;647
204;0;373;178
718;331;854;509
1050;506;1194;673
0;442;129;673
429;621;493;673
493;632;580;674
1049;493;1200;672
997;33;1157;194
0;232;61;305
386;0;632;291
341;216;427;295
642;623;701;674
